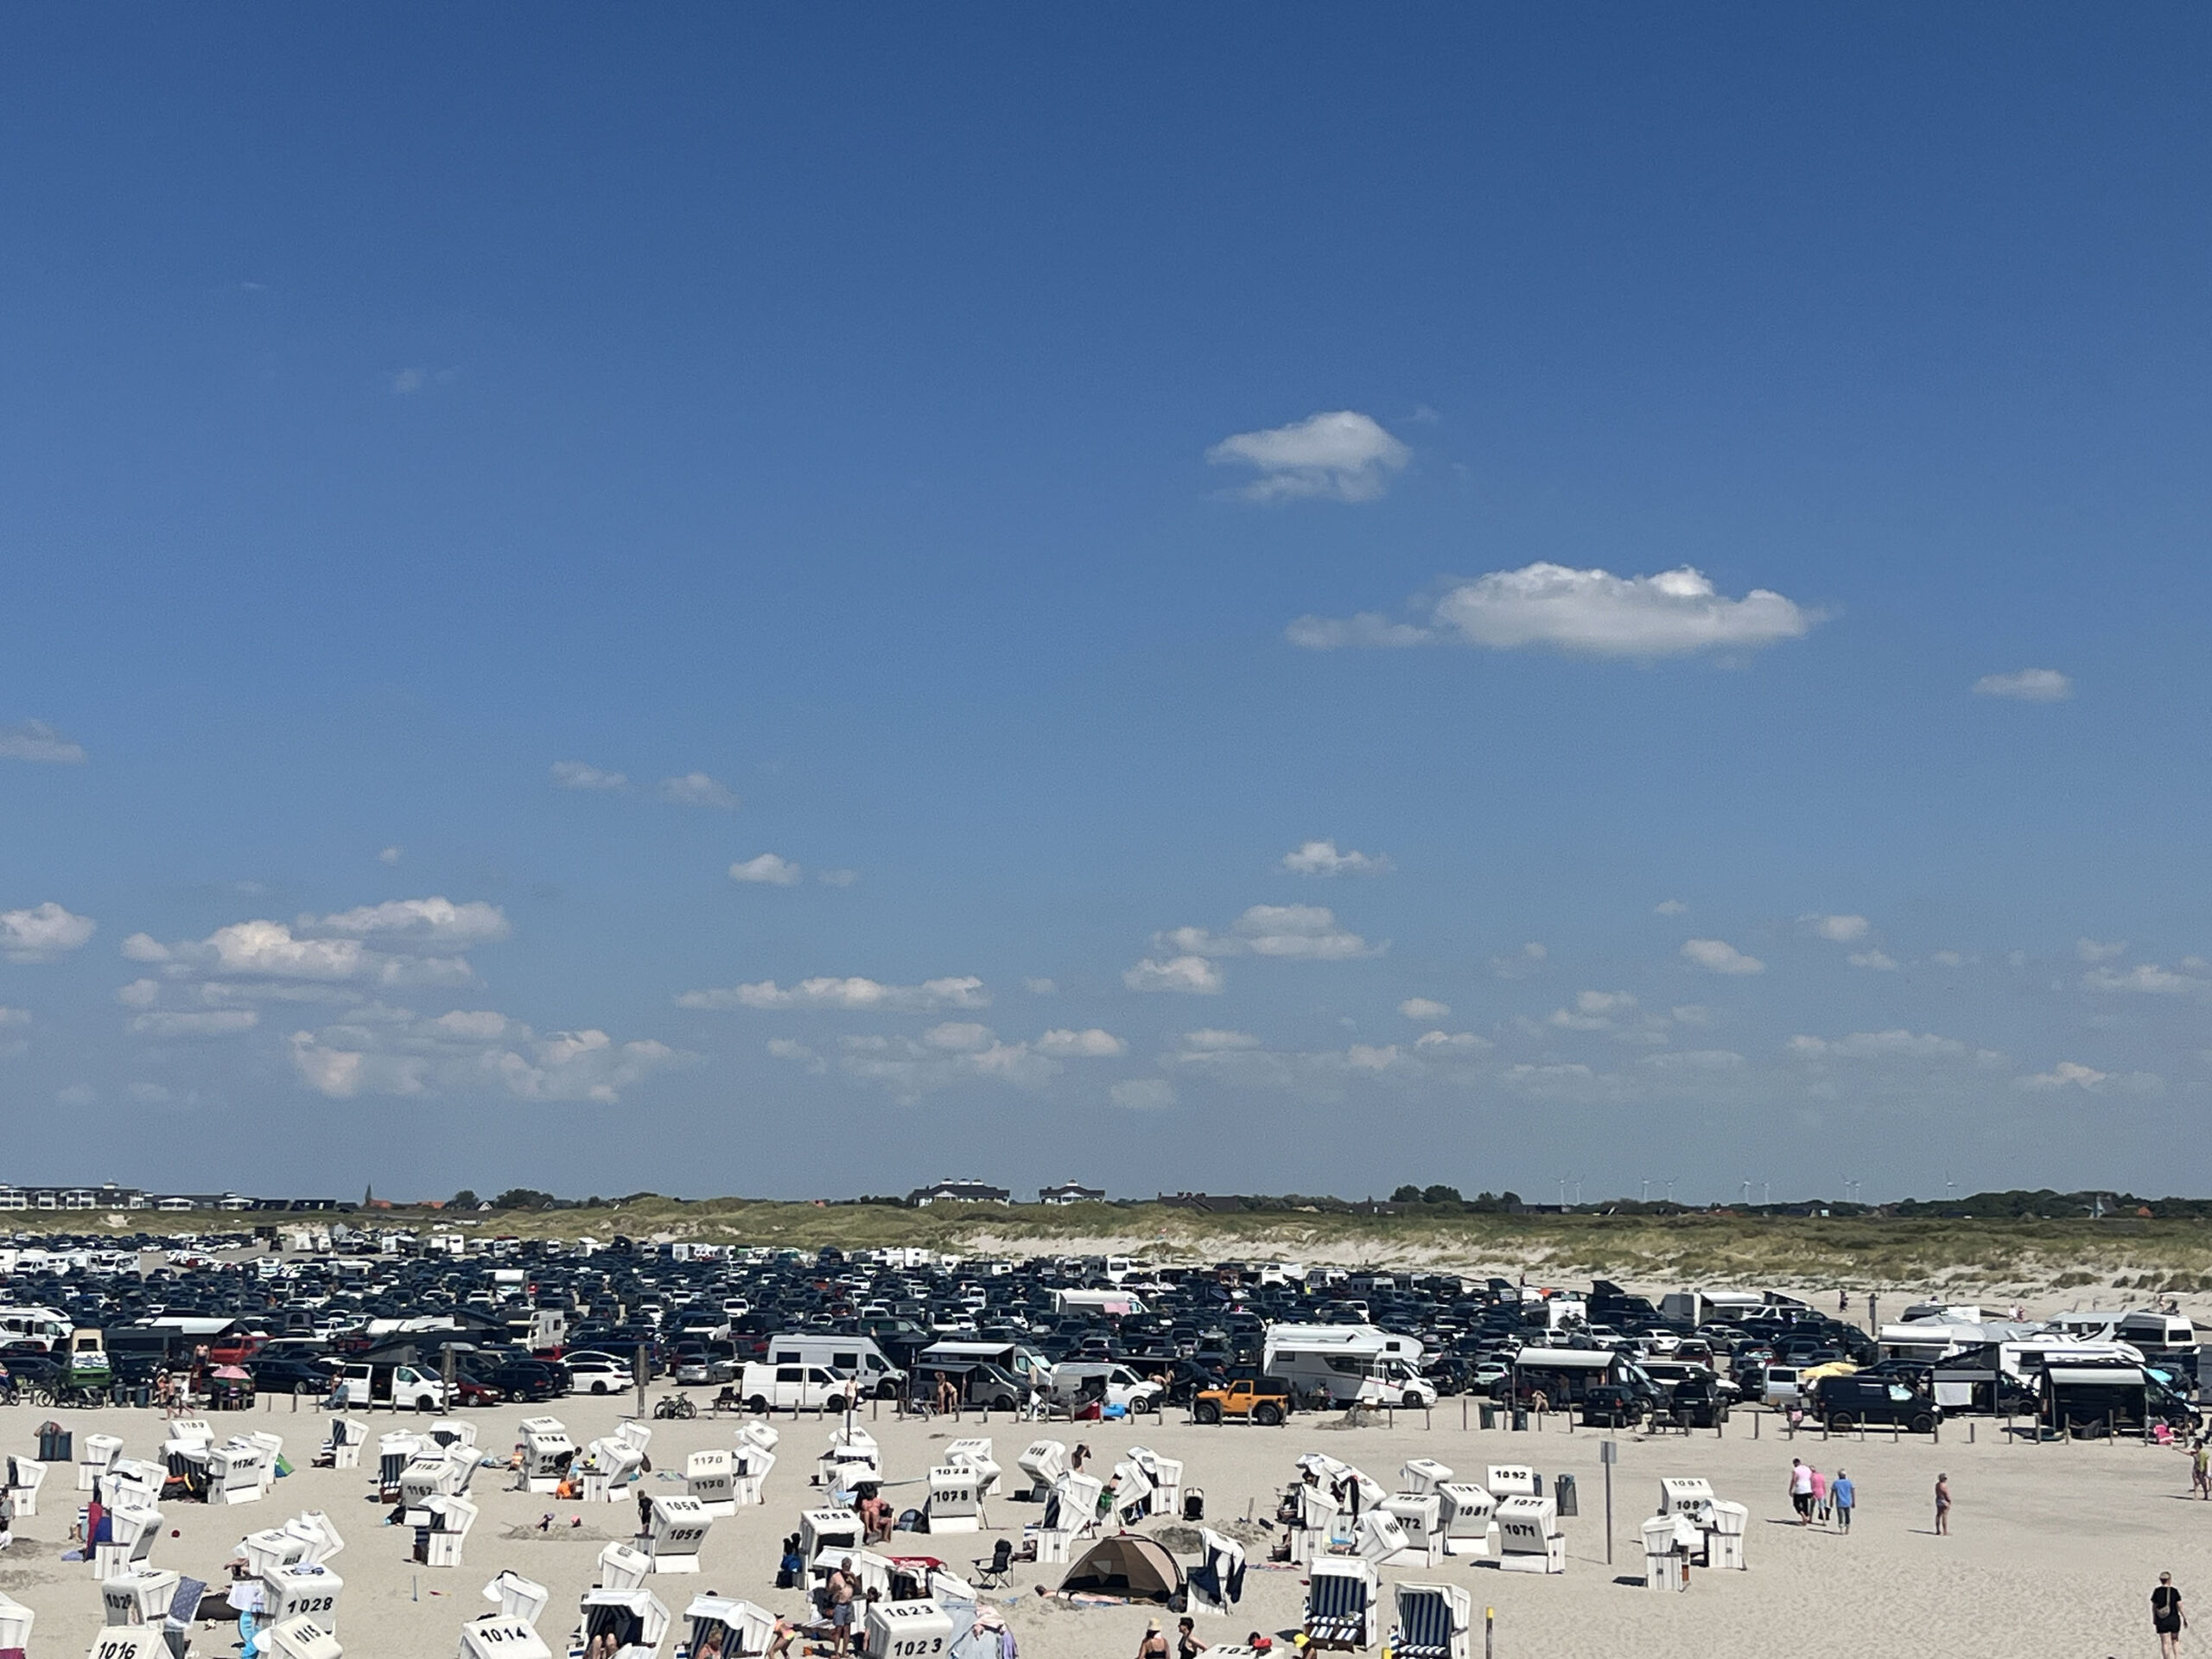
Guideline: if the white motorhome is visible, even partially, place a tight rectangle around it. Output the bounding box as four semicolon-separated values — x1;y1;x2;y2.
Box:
1262;1324;1434;1409
0;1306;72;1351
1657;1289;1814;1326
1052;1288;1147;1317
761;1335;907;1399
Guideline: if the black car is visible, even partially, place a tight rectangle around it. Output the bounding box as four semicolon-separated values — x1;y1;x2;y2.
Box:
1810;1375;1940;1433
246;1357;338;1395
1580;1382;1663;1427
473;1359;570;1402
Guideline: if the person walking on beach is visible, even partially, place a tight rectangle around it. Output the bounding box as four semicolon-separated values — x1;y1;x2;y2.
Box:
1137;1618;1171;1658
2154;1573;2187;1657
1788;1459;1815;1524
1809;1465;1828;1525
1933;1472;1951;1535
2191;1440;2209;1501
1831;1470;1854;1533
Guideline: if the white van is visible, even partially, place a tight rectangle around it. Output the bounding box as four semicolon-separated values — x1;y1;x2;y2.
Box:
1045;1363;1160;1414
739;1362;856;1415
332;1361;448;1411
764;1335;908;1400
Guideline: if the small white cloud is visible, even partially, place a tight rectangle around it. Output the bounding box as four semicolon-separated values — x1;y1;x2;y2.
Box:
1281;839;1394;877
2082;963;2212;999
1491;942;1548;978
1158;904;1383;963
1180;1029;1260;1050
0;902;96;962
1641;1048;1746;1071
1036;1027;1127;1058
1932;950;1966;968
1292;563;1816;658
729;854;803;887
1124;955;1225;995
1110;1077;1177;1112
0;1007;27;1027
1974;669;2072;702
2018;1060;2108;1091
0;720;87;764
378;846;403;865
1671;1004;1713;1025
1207;410;1409;503
116;978;161;1007
1398;997;1451;1020
923;1021;995;1052
550;760;629;791
313;897;510;946
658;772;737;809
1848;950;1900;971
1024;977;1058;996
678;975;989;1013
1345;1044;1409;1071
1790;1029;1971;1060
817;869;858;887
1681;938;1765;976
56;1083;96;1107
2076;938;2128;963
131;1007;259;1039
1653;899;1688;916
1413;1029;1490;1053
1803;914;1870;943
128;1082;173;1103
391;367;427;394
766;1038;819;1065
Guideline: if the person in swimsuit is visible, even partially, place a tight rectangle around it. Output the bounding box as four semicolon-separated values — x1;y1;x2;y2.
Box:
1137;1618;1170;1658
829;1559;856;1656
1176;1614;1204;1658
2156;1573;2187;1658
1933;1472;1950;1535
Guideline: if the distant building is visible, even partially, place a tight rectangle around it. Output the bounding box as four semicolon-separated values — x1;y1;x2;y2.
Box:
1039;1180;1106;1205
908;1177;1011;1207
1158;1192;1249;1214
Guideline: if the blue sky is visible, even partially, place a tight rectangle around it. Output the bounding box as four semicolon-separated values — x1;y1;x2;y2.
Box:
3;8;2209;1202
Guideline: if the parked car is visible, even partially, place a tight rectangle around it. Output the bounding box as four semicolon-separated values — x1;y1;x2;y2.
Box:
246;1357;339;1395
565;1354;632;1395
1809;1375;1941;1433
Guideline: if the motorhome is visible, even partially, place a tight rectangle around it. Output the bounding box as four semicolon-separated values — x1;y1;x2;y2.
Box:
1262;1324;1434;1409
761;1334;907;1399
1656;1289;1814;1327
914;1338;1052;1390
0;1306;72;1351
1052;1288;1148;1318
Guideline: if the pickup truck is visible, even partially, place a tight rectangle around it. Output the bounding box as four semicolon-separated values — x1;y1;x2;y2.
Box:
1192;1376;1293;1426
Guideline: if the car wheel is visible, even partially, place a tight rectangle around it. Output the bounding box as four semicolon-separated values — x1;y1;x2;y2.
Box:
1827;1413;1854;1432
1253;1402;1283;1427
876;1380;901;1401
1193;1401;1222;1425
1910;1413;1935;1434
748;1395;770;1414
994;1395;1017;1413
592;1382;608;1395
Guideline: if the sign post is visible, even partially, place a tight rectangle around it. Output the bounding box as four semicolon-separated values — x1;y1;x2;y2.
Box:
1600;1438;1617;1566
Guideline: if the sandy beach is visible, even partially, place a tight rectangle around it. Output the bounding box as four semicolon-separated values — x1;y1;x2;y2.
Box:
3;1393;2203;1658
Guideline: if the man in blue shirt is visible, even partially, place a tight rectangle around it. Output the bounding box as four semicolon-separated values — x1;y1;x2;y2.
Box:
1831;1470;1856;1533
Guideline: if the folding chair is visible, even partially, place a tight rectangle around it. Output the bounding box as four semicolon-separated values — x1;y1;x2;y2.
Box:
970;1537;1013;1588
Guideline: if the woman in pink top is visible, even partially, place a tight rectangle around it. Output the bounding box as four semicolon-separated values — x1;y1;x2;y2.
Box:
1809;1465;1828;1525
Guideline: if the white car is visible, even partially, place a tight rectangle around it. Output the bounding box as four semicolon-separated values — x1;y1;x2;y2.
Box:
565;1354;632;1395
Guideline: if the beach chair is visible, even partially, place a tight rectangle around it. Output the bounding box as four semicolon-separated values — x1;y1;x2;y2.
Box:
1390;1582;1470;1659
970;1538;1013;1588
1303;1557;1378;1651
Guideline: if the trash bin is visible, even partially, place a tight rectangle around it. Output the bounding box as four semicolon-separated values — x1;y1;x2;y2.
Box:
36;1421;71;1463
1479;1405;1497;1430
1510;1409;1529;1433
136;1384;153;1409
1554;1474;1578;1516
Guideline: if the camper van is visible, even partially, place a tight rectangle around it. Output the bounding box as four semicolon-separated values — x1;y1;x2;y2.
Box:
736;1362;855;1414
0;1306;72;1351
1262;1324;1434;1409
762;1334;907;1399
915;1339;1052;1391
332;1360;450;1411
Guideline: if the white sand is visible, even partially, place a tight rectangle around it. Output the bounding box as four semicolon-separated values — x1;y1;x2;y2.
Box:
3;1395;2203;1657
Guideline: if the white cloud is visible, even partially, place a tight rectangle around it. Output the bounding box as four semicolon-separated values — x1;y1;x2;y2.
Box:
1789;1029;1972;1060
1413;1029;1491;1053
1549;989;1639;1031
1207;410;1408;503
288;1011;679;1103
1024;977;1058;995
677;975;989;1013
56;1083;95;1107
1398;997;1451;1020
1036;1027;1127;1058
0;720;86;764
1932;950;1966;968
2012;1060;2158;1095
1974;669;2072;702
817;869;859;887
2076;938;2128;963
378;846;403;865
1681;938;1765;976
0;902;96;962
730;855;804;886
1653;899;1688;916
2083;963;2212;1000
1291;563;1815;657
550;760;630;791
766;1038;823;1071
1491;943;1548;978
128;1082;172;1103
130;1008;259;1039
1159;905;1382;963
312;897;511;946
0;1007;26;1027
1281;839;1394;877
1179;1029;1261;1050
923;1021;995;1052
1641;1048;1746;1071
1110;1077;1178;1112
1123;956;1226;995
658;772;737;809
1345;1044;1410;1071
1803;914;1870;943
1848;950;1900;971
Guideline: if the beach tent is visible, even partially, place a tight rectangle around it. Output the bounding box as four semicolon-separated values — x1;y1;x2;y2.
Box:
1058;1534;1184;1603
